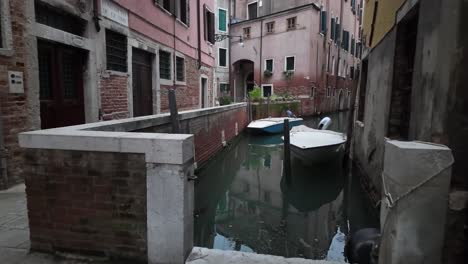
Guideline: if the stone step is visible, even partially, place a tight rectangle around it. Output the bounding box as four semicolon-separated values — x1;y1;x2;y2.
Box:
186;247;342;264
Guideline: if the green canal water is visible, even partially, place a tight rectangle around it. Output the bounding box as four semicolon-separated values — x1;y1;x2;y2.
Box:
194;112;378;261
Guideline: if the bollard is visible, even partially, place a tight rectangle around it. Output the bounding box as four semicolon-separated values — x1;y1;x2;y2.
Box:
283;119;291;185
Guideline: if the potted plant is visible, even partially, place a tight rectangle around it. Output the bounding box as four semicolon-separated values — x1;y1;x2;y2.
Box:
283;70;294;80
263;70;273;78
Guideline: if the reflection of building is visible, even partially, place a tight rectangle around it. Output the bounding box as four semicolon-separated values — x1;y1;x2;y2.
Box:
201;142;345;259
353;0;468;263
230;0;362;115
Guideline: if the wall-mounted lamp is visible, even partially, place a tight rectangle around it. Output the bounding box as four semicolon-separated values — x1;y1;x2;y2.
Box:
215;34;244;47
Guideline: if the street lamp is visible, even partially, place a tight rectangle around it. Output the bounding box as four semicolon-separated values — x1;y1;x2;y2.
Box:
215;34;244;47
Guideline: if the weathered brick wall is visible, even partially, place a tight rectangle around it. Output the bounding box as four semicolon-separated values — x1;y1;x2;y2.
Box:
0;0;29;189
24;149;147;261
136;105;248;166
100;72;130;121
160;58;214;112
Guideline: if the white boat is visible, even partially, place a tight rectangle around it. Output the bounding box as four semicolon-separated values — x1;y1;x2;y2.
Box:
247;117;303;134
287;124;347;163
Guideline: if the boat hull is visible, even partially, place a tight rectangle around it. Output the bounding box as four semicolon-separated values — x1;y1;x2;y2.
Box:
291;142;345;164
248;119;303;134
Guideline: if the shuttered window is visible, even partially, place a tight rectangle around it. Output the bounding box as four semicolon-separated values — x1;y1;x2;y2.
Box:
320;11;327;34
342;30;350;51
330;18;336;40
218;8;227;32
335;23;340;43
218;48;227;67
248;2;258;19
176;56;185;82
106;30;128;72
204;6;215;44
159;50;171;80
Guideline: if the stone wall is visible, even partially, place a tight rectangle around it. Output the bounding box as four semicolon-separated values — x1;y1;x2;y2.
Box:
136;104;248;166
0;0;29;189
24;149;147;261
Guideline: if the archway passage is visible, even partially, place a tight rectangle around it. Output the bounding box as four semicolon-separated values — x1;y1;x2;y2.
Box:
246;72;255;94
232;59;255;101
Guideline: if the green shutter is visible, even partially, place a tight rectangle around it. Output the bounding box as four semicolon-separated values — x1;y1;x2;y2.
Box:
219;9;227;32
335;23;340;43
330;18;336;40
320;11;327;33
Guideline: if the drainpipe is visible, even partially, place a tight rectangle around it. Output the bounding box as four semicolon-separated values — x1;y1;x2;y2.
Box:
335;0;344;93
229;0;234;101
259;20;263;86
173;10;177;88
0;110;7;188
92;0;101;32
197;0;202;69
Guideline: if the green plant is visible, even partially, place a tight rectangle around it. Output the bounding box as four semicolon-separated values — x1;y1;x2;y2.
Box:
263;70;273;78
218;96;232;106
283;70;294;80
248;87;263;102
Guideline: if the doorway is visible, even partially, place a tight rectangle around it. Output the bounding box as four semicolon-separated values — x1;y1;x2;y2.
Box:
201;77;208;108
246;72;255;95
132;48;153;117
38;40;85;129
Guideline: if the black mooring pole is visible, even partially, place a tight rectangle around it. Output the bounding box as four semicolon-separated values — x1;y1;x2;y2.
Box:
283;119;291;185
168;89;180;133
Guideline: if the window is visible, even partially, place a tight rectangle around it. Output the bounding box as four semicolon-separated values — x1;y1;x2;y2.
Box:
262;85;273;97
248;2;258;19
35;1;86;36
287;17;297;30
320;10;327;34
106;30;128;72
243;27;251;39
218;8;227;32
159;50;171;80
265;59;274;72
331;56;335;75
330;18;336;41
285;56;295;71
335;21;340;43
342;30;350;51
218;48;227;67
156;0;189;25
179;0;188;25
266;22;275;33
204;6;215;44
176;56;185;82
220;83;230;93
156;0;173;12
327;87;331;97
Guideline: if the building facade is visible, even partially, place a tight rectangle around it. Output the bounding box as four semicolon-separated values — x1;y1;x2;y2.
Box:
214;0;231;102
354;0;468;263
229;0;362;115
0;0;216;189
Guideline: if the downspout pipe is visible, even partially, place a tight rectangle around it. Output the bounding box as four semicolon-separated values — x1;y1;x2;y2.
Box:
197;0;202;69
93;0;101;32
0;109;7;188
259;19;263;86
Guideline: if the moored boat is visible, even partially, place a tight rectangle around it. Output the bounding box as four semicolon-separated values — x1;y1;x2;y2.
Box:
287;125;346;163
247;117;303;134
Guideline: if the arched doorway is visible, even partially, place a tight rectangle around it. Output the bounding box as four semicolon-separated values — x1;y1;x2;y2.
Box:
233;59;255;101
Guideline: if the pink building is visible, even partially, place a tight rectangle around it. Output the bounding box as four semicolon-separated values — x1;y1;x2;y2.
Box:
230;0;361;114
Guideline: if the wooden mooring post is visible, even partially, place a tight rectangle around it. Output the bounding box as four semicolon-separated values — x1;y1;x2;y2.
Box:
168;89;180;133
283;119;291;185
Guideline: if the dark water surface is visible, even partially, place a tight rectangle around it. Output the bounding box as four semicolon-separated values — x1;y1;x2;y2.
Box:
194;112;377;261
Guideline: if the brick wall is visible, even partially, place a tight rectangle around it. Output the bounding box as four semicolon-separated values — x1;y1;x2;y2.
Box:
160;57;214;113
136;105;248;166
0;0;29;189
100;72;130;121
24;149;147;261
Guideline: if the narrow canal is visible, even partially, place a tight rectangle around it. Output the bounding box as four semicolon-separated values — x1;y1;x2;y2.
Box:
194;112;378;261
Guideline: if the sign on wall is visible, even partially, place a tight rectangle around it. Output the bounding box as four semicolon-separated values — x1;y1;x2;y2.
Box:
101;0;129;27
8;71;24;94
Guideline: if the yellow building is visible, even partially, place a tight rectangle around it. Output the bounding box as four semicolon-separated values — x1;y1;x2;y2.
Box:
362;0;406;48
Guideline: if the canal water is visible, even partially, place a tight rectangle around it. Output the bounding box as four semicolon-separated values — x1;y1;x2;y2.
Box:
194;112;378;261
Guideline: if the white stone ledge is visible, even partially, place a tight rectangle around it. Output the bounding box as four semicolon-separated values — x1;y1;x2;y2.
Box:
18;130;194;165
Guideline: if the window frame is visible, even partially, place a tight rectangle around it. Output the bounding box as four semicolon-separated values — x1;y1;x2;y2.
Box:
266;21;275;34
219;82;230;94
261;84;274;98
218;7;228;33
320;10;327;34
175;54;186;84
284;56;296;72
105;29;128;73
159;48;173;84
247;1;259;20
0;0;13;56
243;27;251;39
287;17;297;30
264;58;274;73
204;5;215;45
218;47;228;68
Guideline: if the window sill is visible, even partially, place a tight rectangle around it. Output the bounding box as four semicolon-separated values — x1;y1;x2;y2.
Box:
176;80;186;86
355;120;364;128
160;78;173;86
0;48;14;57
105;70;129;77
176;19;189;28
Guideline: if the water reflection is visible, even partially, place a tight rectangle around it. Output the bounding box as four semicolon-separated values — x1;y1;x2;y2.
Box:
194;112;374;261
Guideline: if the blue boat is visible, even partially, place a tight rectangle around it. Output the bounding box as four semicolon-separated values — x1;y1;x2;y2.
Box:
247;117;303;134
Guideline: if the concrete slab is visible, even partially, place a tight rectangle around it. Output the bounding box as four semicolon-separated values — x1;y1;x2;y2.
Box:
186;247;341;264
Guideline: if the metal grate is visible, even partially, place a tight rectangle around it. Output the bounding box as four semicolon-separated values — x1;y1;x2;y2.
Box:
106;30;128;72
159;50;171;80
176;56;185;82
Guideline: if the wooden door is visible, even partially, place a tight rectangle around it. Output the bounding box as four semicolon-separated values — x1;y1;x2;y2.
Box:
132;48;153;117
38;40;85;129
